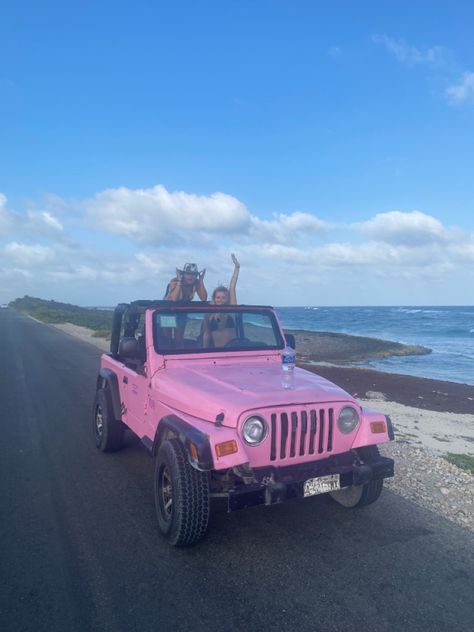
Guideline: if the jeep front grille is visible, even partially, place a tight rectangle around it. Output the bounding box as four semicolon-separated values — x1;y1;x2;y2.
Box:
269;408;334;461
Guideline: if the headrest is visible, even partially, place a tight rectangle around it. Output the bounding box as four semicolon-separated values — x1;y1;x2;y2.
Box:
118;337;139;358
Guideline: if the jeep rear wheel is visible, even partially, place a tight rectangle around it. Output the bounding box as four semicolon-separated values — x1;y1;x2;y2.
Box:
154;439;210;546
330;445;383;508
93;388;124;452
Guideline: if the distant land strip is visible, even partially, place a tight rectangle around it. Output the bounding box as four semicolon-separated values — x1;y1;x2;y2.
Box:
9;295;113;340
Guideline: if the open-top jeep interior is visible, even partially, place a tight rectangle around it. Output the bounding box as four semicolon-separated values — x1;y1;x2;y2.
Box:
110;301;285;362
153;306;284;353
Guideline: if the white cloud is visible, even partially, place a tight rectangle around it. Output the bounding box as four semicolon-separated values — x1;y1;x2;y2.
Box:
373;35;474;107
85;184;251;243
46;265;99;282
256;243;312;264
4;242;56;266
253;241;411;269
135;252;169;274
25;210;64;237
446;71;474;103
318;241;451;271
0;266;33;280
1;184;473;306
318;242;397;266
250;211;331;244
0;193;18;235
357;211;446;246
372;34;448;65
0;192;68;243
450;237;474;263
84;183;333;248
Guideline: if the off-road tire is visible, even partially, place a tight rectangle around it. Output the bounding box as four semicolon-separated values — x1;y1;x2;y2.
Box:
330;445;383;508
155;439;210;546
93;388;124;452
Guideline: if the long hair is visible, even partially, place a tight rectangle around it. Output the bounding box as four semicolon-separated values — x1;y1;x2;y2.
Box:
212;285;229;302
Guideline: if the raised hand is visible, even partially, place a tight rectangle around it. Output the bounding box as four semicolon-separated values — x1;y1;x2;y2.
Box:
231;253;240;268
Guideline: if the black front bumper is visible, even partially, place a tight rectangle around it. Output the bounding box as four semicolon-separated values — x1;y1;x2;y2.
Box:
228;454;394;512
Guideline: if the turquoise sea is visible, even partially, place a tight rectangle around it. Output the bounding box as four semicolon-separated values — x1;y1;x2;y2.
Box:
275;306;474;386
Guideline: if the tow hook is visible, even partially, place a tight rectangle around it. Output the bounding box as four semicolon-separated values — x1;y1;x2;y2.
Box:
352;462;372;485
351;448;372;485
265;482;286;505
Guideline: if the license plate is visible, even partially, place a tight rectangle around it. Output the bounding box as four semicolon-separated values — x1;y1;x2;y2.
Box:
304;474;341;497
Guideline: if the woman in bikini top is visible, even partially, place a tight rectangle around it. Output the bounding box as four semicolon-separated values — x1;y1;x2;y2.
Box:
209;315;235;331
203;254;240;348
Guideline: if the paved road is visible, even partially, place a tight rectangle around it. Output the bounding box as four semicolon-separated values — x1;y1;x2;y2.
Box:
1;308;473;632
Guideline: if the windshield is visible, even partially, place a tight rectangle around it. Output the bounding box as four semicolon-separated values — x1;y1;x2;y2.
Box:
152;307;284;354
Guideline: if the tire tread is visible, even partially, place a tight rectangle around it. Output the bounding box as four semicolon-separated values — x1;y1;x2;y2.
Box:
155;439;210;546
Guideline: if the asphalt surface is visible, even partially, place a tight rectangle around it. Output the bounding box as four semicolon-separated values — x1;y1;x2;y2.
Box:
1;307;473;632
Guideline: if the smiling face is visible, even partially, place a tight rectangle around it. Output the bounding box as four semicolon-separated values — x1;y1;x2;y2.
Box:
213;290;229;305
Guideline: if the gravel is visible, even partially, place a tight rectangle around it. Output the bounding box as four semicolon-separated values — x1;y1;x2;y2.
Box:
380;440;474;532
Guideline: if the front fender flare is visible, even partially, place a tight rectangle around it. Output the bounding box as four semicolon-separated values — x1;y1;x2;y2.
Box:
152;415;214;471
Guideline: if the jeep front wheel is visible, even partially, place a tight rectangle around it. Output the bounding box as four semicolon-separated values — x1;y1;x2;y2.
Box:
154;439;210;546
329;478;383;508
93;388;124;452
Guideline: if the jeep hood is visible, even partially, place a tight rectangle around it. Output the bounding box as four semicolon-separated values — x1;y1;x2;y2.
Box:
155;363;354;427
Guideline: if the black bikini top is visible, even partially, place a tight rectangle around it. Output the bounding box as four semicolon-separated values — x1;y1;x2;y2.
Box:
210;315;235;331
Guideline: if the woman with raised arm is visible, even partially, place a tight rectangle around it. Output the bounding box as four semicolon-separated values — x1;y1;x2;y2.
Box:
203;254;240;348
211;253;240;306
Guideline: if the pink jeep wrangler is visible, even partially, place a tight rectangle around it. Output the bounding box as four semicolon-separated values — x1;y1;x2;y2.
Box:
93;301;394;546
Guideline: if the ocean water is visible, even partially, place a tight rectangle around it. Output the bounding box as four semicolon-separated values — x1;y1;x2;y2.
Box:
275;306;474;386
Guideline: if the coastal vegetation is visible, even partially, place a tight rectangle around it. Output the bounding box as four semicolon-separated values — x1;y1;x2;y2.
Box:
444;453;474;474
9;295;113;339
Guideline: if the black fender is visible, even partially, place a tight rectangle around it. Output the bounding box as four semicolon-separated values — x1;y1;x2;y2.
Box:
97;368;122;421
148;415;214;472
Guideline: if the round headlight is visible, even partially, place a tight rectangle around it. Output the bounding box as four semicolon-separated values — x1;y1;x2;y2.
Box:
337;406;360;434
242;416;268;445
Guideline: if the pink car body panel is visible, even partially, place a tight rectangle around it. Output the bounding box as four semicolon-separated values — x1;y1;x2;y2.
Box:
100;307;391;472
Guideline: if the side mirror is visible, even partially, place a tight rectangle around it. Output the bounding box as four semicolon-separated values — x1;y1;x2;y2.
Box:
284;333;296;349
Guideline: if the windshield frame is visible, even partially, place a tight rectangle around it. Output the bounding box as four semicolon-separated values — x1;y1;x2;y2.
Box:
151;305;285;355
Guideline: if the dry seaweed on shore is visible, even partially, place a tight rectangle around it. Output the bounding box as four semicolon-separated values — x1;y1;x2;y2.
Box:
287;328;431;364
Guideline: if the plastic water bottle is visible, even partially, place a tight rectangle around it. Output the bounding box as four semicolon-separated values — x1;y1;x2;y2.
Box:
281;344;296;389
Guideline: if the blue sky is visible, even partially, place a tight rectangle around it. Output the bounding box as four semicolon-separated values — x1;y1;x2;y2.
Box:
1;0;474;306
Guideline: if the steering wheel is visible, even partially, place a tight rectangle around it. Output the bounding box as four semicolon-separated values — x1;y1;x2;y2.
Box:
224;337;252;348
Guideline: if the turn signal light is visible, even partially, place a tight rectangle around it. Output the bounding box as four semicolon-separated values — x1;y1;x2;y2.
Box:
370;421;387;434
215;440;238;457
190;442;199;460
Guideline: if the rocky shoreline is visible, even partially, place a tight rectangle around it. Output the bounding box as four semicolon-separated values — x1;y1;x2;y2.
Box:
288;328;430;363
